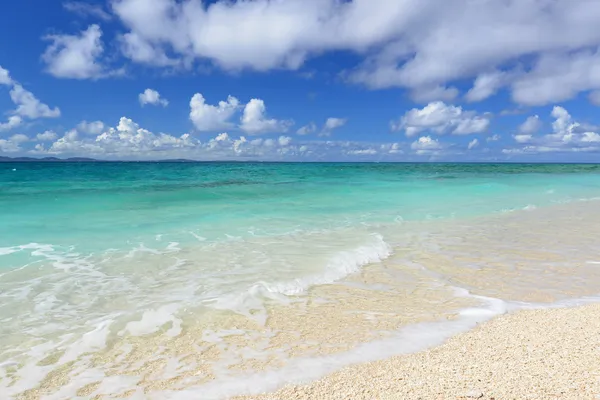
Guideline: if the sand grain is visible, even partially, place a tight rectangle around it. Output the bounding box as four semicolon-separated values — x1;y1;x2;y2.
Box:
237;304;600;400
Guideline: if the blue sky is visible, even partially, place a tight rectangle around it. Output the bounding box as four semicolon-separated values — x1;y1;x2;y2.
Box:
1;0;600;161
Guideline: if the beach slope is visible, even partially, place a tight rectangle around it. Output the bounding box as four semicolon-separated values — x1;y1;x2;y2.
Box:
237;304;600;400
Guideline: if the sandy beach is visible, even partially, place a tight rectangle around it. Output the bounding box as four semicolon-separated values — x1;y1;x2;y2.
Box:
236;304;600;400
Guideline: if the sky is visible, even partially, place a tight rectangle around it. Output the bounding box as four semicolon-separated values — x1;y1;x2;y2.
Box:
1;0;600;161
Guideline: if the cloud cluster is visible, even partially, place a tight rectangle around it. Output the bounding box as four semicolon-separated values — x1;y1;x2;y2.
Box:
392;101;490;137
297;117;347;136
189;94;292;135
0;65;61;131
63;1;112;21
100;0;600;105
410;136;444;156
0;115;405;160
504;106;600;154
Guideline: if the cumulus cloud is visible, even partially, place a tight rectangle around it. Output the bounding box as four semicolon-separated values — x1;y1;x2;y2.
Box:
0;65;61;131
0;133;28;153
519;115;542;134
10;134;29;144
42;24;117;79
10;85;61;119
410;135;443;155
0;66;12;85
240;99;292;135
77;120;105;135
108;0;600;105
392;101;490;137
504;106;600;154
189;93;240;131
34;117;197;157
0;138;21;153
487;134;501;142
27;116;388;160
63;1;112;20
0;116;22;132
139;88;169;107
36;130;59;141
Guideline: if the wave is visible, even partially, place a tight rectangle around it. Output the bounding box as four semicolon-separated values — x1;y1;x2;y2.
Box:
206;234;392;323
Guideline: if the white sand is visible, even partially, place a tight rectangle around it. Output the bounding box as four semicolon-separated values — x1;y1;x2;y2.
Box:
237;304;600;400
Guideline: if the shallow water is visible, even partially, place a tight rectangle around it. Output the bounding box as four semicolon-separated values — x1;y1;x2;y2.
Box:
2;162;600;399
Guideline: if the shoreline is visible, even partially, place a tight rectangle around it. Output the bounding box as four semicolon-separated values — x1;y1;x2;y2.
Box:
235;303;600;400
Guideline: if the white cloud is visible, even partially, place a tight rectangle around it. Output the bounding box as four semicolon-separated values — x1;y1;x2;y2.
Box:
319;117;347;136
511;50;600;106
36;130;59;141
519;115;542;134
9;134;29;144
119;32;181;67
63;1;112;20
0;138;21;153
514;134;532;144
0;116;22;132
42;25;112;79
0;132;28;153
324;118;347;131
108;0;600;105
10;85;61;119
240;99;292;135
278;136;293;146
465;71;506;102
346;148;377;155
139;88;169;107
189;93;240;131
392;101;490;137
297;122;316;135
24;116;412;160
504;106;600;154
0;66;12;85
486;134;500;142
0;65;60;130
77;120;105;135
410;135;443;155
467;138;479;150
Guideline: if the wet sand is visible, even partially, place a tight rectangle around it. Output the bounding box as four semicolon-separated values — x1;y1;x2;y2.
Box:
237;303;600;400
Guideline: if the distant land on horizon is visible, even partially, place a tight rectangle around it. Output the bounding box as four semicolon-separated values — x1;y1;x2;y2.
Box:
1;156;600;164
0;156;208;163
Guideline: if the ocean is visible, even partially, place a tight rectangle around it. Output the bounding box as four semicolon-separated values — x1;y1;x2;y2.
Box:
2;162;600;399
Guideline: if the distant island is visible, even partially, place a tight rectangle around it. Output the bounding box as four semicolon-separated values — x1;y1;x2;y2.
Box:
0;156;101;162
0;156;207;163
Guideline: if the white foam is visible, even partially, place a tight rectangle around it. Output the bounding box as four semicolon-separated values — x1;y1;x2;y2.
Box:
61;319;113;363
207;234;392;323
149;290;508;400
121;304;182;337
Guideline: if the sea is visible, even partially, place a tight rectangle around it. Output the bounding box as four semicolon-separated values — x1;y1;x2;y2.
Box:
2;162;600;399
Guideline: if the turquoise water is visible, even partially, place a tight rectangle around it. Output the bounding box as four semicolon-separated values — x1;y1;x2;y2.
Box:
3;162;600;252
3;162;600;398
